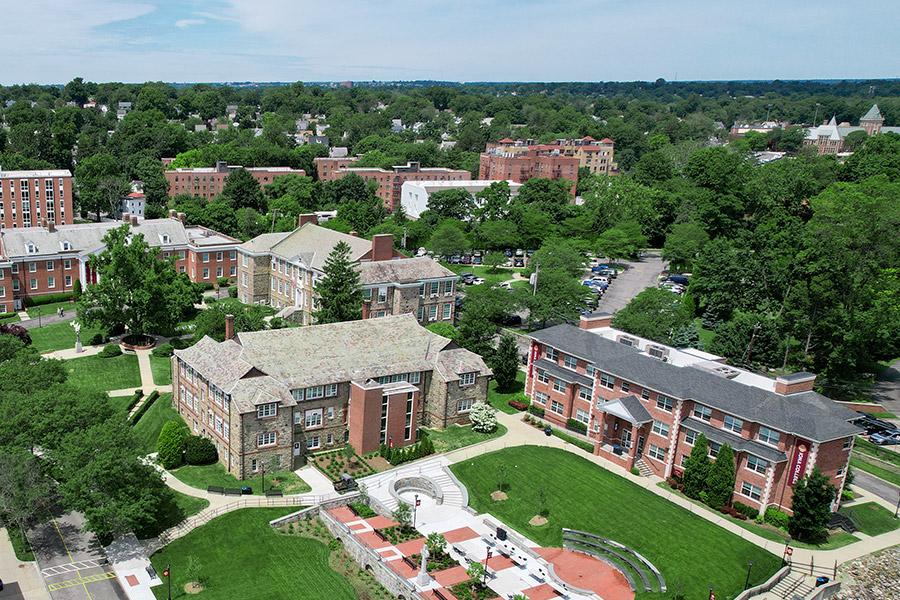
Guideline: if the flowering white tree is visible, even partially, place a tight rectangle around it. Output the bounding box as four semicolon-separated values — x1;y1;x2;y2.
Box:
469;401;498;433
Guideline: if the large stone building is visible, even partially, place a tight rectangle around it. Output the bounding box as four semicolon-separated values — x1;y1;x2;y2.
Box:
804;104;900;155
525;314;861;513
0;214;240;313
0;169;74;229
314;157;471;211
237;216;458;326
172;314;491;476
163;161;305;200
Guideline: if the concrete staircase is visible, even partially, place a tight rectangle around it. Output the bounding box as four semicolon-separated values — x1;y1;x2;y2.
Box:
757;572;817;599
360;457;467;512
634;459;654;477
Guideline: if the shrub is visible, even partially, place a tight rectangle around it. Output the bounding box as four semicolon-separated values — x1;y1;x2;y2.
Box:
126;390;144;413
73;279;83;297
157;421;188;469
469;402;498;433
98;343;122;358
528;405;545;418
129;390;160;425
228;287;238;298
184;435;218;465
719;505;748;520
349;502;376;518
170;337;191;350
566;418;587;434
0;323;31;345
205;296;218;305
89;332;107;345
764;506;790;530
23;292;76;307
630;466;640;476
733;501;759;520
508;400;529;411
195;282;215;291
217;276;230;287
152;343;174;358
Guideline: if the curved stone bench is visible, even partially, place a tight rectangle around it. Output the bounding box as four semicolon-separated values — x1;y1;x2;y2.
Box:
389;476;444;505
563;528;666;593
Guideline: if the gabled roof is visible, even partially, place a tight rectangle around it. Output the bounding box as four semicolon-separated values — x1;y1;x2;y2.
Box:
860;104;883;122
530;324;861;443
268;223;372;271
598;395;652;425
357;257;457;285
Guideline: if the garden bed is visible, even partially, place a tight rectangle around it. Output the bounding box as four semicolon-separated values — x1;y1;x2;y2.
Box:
311;448;376;482
378;524;420;546
121;333;156;351
409;551;456;573
449;580;494;600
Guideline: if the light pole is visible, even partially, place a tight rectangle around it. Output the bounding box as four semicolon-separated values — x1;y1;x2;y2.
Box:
413;493;419;527
164;564;171;600
260;462;266;495
483;548;492;585
894;491;899;518
744;560;754;590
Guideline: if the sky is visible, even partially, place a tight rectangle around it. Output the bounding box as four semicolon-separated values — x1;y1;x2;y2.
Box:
2;0;899;84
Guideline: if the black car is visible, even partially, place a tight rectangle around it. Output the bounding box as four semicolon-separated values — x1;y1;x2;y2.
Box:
498;313;523;327
668;274;690;286
852;412;896;435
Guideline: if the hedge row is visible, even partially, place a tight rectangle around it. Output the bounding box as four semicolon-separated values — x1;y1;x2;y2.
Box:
23;292;76;307
129;390;160;425
125;390;144;414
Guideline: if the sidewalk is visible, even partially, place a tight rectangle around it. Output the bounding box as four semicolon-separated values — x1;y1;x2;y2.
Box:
0;527;51;600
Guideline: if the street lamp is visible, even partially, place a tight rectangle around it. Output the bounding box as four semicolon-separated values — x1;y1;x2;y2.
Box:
163;564;171;600
413;493;419;527
894;491;899;518
744;560;754;590
260;462;266;495
484;549;492;585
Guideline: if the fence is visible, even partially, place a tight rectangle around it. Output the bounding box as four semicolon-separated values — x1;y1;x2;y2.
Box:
733;566;790;600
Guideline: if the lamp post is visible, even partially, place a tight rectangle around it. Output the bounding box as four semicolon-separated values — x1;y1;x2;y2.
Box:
260;462;266;495
163;564;171;600
484;548;492;585
413;493;419;527
894;491;899;518
744;560;754;590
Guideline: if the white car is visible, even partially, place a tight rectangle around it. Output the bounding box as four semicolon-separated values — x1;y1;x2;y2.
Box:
472;277;486;285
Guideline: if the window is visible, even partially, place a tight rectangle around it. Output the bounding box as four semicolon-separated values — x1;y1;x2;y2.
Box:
257;432;277;447
578;386;591;401
459;372;476;387
444;280;454;296
410;371;421;384
684;429;697;446
251;458;258;472
305;409;323;428
429;281;439;296
585;364;596;377
306;436;320;450
757;426;780;446
457;398;474;413
325;383;338;397
648;444;666;461
534;391;548;405
291;389;305;402
693;404;712;422
442;303;452;320
741;481;762;501
656;395;674;412
620;381;630;393
562;354;577;370
306;385;324;400
575;408;590;424
257;403;278;418
47;276;55;289
216;251;223;261
536;369;549;384
746;455;768;474
641;388;650;400
599;372;615;389
377;287;387;303
63;259;71;270
546;347;558;361
652;420;670;438
326;406;334;419
362;288;372;300
418;283;425;297
708;440;721;458
30;278;37;290
0;286;5;298
28;262;36;273
428;305;437;321
417;306;424;321
724;415;743;433
552;378;566;393
46;260;54;271
550;399;565;415
202;252;210;263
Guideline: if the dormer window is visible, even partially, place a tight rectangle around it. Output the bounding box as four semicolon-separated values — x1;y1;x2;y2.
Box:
61;240;72;251
25;242;37;254
160;234;170;244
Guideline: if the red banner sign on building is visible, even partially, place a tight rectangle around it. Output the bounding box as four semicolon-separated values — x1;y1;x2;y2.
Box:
788;440;811;486
528;342;540;378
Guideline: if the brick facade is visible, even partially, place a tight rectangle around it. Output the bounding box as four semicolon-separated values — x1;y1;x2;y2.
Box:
0;170;73;230
164;161;305;200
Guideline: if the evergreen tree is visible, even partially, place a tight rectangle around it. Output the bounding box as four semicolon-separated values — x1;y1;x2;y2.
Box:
681;433;711;500
789;468;836;544
704;444;736;508
491;334;520;392
314;241;362;324
222;167;265;212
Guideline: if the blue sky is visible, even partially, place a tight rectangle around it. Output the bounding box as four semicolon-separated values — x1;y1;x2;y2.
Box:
2;0;899;84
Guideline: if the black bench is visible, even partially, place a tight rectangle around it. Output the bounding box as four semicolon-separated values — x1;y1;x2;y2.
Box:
266;489;284;497
207;486;225;495
224;487;243;496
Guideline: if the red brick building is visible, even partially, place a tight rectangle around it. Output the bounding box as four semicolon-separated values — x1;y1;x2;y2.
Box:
524;314;860;514
0;214;240;313
314;158;471;211
0;170;74;229
164;161;305;200
172;314;491;477
479;142;581;195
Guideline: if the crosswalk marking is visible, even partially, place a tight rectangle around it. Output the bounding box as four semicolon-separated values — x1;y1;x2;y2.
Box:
47;571;117;591
41;559;104;577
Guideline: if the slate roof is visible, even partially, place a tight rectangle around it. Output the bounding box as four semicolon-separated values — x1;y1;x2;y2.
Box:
530;324;861;443
860;104;883;121
357;257;457;285
681;417;787;463
237;232;290;254
0;219;190;258
268;224;372;271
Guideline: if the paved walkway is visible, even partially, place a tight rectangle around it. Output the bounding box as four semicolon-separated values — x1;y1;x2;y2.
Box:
17;309;76;329
0;527;49;600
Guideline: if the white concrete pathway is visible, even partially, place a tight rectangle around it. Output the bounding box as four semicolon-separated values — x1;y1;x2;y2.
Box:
0;527;50;600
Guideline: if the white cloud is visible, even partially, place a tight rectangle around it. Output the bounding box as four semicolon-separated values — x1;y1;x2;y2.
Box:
175;18;206;28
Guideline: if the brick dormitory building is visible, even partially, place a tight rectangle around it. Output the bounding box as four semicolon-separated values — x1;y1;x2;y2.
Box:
172;314;491;476
525;314;861;513
0;212;240;313
163;161;306;200
0;169;74;229
237;214;459;326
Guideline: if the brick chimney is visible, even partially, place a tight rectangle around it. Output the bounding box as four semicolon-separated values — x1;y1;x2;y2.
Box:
225;314;235;341
298;213;318;227
579;312;612;330
131;215;139;226
122;212;130;223
371;234;394;262
176;212;186;222
47;221;56;233
774;372;816;395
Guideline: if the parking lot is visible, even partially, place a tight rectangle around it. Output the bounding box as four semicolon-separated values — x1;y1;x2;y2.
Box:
30;513;126;600
592;254;666;314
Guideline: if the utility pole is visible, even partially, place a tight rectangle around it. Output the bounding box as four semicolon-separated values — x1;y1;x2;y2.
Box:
531;262;539;296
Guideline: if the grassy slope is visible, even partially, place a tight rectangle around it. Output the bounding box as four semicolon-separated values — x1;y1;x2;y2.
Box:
150;509;356;600
132;393;180;454
451;446;780;600
851;457;900;487
425;423;508;453
149;353;173;385
171;462;311;495
487;371;526;415
840;502;900;536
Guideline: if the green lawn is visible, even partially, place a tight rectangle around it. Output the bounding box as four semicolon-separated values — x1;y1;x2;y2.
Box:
26;300;76;318
62;354;142;394
137;490;210;540
28;319;105;353
6;524;34;561
425;423;508;453
133;393;181;454
851;457;900;487
854;437;900;467
0;312;20;324
170;462;311;495
150;509;357;600
694;317;716;348
487;371;526;414
443;263;525;287
451;446;781;600
149;354;173;385
840;502;900;536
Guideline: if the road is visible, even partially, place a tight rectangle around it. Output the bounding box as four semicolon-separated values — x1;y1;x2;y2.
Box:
872;359;900;420
852;470;900;506
594;254;667;314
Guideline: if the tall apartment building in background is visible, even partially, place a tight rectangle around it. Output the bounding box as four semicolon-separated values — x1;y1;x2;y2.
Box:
804;104;900;155
479;138;606;195
172;314;491;476
524;314;860;514
0;213;240;313
0;170;74;229
314;157;471;211
163;161;306;200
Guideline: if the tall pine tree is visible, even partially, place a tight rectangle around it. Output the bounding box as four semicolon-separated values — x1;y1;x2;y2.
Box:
681;433;711;500
314;241;362;324
705;444;736;508
789;468;836;544
491;334;520;392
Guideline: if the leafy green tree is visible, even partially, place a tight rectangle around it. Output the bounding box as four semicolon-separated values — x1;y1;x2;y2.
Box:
427;220;470;257
0;447;57;549
222;168;265;212
75;152;123;221
663;222;709;271
681;433;711;500
708;312;782;370
490;334;520;392
314;241;363;324
516;178;572;221
63;77;91;105
78;226;200;336
265;174;318;217
483;251;508;273
525;269;591;327
132;155;170;208
529;239;585;278
612;288;691;346
426;322;459;341
427;188;475;221
841;130;869;153
337;197;387;235
633;150;675;185
156;421;188;469
426;532;447;556
474;181;512;221
789;468;836;544
684;147;749;194
474;220;519;251
595;223;645;263
705;444;736;508
393;501;412;527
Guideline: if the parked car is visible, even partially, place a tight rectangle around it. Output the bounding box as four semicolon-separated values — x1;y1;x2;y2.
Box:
416;247;427;257
853;412;896;435
460;254;473;264
498;313;523;327
449;255;462;264
497;281;513;290
471;277;485;285
591;275;610;284
870;429;900;445
460;273;476;285
472;252;483;265
667;274;690;286
513;257;525;267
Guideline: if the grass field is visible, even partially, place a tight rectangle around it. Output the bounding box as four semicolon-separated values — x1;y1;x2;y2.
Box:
854;437;900;467
150;509;357;600
487;371;526;414
132;393;180;454
451;446;781;599
851;456;900;487
424;423;508;453
149;353;173;385
62;353;141;394
171;462;311;495
443;263;525;287
29;319;105;353
26;300;77;318
840;502;900;536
